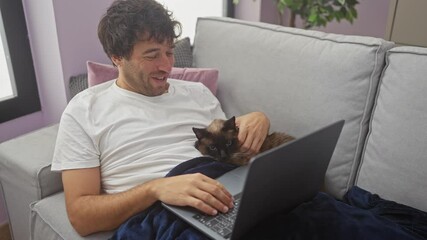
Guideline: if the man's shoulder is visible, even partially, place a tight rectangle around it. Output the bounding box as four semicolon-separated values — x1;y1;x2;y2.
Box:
66;80;115;112
168;79;209;94
168;78;203;87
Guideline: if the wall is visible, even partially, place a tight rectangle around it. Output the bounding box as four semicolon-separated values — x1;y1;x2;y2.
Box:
314;0;390;38
234;0;261;22
238;0;390;39
52;1;113;101
0;0;112;143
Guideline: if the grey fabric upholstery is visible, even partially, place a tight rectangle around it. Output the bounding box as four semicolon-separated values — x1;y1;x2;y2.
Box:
356;46;427;212
69;73;88;99
193;17;394;198
30;192;113;240
174;37;193;68
0;124;60;240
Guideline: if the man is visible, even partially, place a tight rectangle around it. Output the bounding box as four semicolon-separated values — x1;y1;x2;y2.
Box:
51;0;270;236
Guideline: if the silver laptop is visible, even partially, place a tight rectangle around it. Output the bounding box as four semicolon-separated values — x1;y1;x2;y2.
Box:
162;120;344;240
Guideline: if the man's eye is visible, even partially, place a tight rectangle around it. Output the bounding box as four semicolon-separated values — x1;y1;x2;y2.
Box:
166;51;174;57
209;145;217;151
144;55;157;60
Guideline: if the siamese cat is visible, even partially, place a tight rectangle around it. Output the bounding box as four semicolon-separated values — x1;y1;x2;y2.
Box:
193;116;295;166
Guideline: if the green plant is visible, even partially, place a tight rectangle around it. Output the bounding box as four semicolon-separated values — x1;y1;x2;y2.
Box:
234;0;359;29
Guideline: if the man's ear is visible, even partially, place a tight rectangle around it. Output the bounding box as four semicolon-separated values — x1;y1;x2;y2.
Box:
111;55;122;67
223;116;236;131
192;127;206;140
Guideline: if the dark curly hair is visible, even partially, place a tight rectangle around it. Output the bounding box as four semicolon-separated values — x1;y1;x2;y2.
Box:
98;0;182;61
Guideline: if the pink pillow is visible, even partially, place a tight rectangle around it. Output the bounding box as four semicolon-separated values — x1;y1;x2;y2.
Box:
86;61;218;95
87;61;118;87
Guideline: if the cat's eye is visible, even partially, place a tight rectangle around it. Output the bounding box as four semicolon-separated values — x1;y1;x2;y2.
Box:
209;145;217;151
226;140;233;147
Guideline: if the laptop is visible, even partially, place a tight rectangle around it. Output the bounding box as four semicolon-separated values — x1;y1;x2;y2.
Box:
162;120;345;239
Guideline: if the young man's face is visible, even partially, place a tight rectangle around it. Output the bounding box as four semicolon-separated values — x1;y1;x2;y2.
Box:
115;38;175;96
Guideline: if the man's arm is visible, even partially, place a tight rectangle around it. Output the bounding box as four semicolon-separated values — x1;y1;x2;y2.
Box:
236;111;270;155
62;167;234;236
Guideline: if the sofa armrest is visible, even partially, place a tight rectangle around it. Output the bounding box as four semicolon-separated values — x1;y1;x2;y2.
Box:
0;124;62;240
31;192;114;239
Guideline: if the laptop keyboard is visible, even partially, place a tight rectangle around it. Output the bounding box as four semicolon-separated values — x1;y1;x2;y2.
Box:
193;193;242;239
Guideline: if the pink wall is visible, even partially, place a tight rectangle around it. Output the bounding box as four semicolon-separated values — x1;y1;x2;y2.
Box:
234;0;261;22
313;0;390;38
53;1;113;101
0;0;112;144
240;0;391;39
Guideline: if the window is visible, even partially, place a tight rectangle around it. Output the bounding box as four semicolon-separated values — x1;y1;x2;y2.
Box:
160;0;234;43
0;20;15;101
0;0;40;123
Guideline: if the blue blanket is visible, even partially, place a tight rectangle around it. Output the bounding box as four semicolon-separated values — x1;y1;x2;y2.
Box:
112;157;427;240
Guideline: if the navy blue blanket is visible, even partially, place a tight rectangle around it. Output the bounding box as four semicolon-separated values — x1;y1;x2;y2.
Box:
112;157;427;240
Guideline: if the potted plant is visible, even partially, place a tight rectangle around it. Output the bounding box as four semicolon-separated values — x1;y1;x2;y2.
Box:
234;0;359;29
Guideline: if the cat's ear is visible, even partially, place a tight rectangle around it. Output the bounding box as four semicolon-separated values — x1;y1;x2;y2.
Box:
224;116;237;131
192;127;206;140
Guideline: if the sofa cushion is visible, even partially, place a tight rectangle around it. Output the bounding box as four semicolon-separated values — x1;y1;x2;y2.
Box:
30;192;113;240
356;46;427;212
86;61;116;87
173;37;193;68
193;17;395;198
69;74;88;99
167;67;219;95
87;61;219;95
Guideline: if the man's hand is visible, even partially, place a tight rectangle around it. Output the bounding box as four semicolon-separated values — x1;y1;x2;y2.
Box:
149;173;234;215
235;112;270;156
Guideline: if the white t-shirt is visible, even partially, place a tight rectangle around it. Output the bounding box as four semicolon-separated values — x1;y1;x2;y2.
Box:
51;79;226;193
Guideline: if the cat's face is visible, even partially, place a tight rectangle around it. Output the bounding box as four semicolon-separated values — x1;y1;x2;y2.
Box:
193;116;240;163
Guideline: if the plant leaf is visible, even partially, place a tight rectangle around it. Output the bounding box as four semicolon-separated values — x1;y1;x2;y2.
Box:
350;7;358;18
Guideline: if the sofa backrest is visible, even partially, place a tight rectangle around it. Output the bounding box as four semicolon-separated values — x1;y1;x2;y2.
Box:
193;17;394;198
356;46;427;212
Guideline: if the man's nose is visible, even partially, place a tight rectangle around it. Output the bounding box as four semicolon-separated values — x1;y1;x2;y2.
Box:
157;54;173;71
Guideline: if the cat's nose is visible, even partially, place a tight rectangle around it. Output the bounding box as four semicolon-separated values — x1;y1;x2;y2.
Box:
220;150;228;159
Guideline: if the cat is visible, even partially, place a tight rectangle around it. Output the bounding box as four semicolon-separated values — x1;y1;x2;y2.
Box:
192;116;295;166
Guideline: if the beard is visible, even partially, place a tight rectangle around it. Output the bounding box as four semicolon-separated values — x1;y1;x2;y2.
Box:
120;62;170;96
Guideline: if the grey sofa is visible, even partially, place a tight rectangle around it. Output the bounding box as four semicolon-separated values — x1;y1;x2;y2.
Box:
1;17;427;239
